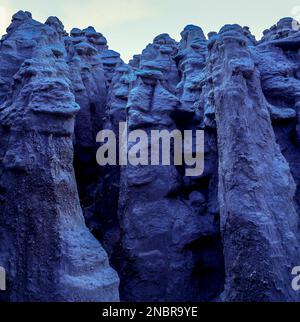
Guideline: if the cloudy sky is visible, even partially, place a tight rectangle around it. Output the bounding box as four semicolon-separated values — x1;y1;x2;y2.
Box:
0;0;299;62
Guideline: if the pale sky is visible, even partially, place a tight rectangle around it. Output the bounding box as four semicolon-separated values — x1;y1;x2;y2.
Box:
0;0;300;62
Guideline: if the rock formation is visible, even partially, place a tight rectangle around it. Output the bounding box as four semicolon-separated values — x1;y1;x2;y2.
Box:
0;11;119;302
208;24;300;301
110;31;223;302
0;11;300;302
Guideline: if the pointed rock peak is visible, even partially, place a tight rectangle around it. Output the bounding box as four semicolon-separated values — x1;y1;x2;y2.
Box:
276;17;295;29
12;10;32;22
183;24;204;32
178;24;207;55
261;17;299;43
216;24;256;45
143;33;178;58
83;26;97;33
181;24;206;41
83;26;107;46
219;23;254;37
5;11;34;35
153;33;177;45
219;23;243;33
69;26;108;51
45;16;65;35
70;28;84;37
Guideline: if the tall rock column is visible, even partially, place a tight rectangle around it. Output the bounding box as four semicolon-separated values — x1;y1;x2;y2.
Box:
0;13;119;302
208;25;300;301
255;18;300;212
114;33;224;302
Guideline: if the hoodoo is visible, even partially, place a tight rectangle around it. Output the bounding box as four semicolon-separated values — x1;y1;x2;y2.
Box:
0;11;300;302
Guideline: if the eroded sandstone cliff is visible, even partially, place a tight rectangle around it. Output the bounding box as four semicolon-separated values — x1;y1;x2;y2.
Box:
0;11;300;302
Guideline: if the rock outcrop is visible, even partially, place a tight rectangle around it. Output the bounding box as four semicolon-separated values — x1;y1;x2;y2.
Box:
116;33;222;301
0;11;119;302
208;24;300;301
1;11;300;302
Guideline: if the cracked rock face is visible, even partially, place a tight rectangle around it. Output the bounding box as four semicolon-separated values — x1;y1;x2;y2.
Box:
1;11;300;302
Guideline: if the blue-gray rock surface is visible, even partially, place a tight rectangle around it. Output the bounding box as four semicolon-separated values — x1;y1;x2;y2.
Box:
0;11;119;302
0;11;300;302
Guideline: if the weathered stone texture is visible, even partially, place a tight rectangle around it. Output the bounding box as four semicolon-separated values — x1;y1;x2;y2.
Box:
1;11;300;302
